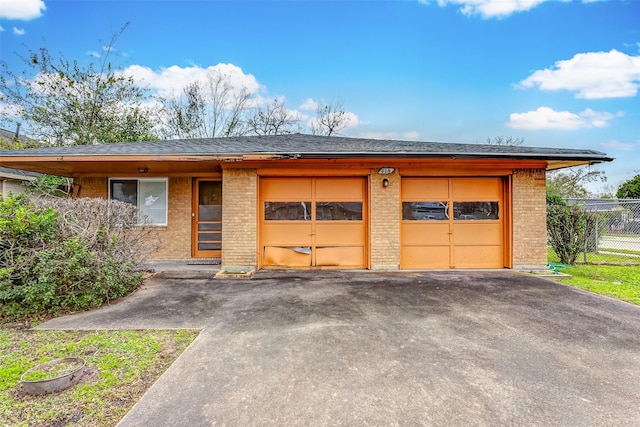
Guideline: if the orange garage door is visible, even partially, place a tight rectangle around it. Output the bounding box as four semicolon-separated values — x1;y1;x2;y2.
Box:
401;177;505;269
260;177;367;268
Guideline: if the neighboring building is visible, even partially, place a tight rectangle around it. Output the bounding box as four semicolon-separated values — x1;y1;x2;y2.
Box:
0;166;39;197
0;127;42;196
0;134;613;271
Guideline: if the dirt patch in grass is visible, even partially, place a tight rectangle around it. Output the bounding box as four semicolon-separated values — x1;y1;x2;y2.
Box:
0;328;199;426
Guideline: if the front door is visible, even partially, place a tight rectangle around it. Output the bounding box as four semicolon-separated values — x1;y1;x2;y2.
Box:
193;179;222;258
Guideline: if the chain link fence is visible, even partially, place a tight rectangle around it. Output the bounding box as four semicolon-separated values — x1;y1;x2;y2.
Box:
565;198;640;259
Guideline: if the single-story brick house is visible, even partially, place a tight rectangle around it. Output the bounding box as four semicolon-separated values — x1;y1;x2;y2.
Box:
0;134;612;271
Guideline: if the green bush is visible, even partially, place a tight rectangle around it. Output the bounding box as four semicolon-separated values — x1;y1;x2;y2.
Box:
0;195;145;321
547;202;596;265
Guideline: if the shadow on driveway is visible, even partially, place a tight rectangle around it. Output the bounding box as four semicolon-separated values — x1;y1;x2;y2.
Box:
38;270;640;426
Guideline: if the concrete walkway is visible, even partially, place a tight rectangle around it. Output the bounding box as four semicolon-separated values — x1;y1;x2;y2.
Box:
37;270;640;426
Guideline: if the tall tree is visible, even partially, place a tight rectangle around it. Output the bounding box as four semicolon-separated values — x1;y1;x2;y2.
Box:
158;71;253;139
0;24;156;146
547;166;606;198
247;98;300;136
616;174;640;199
310;101;350;136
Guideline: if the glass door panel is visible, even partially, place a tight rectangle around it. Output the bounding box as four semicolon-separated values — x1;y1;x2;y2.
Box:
195;180;222;256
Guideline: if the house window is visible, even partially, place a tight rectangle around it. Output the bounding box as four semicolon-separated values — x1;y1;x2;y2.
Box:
109;178;168;226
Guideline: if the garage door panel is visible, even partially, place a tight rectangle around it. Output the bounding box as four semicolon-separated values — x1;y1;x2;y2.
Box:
316;247;364;267
401;246;450;268
261;178;312;200
401;223;450;245
316;178;364;200
452;178;500;200
264;246;312;267
315;223;365;246
454;246;503;268
261;223;313;246
402;178;449;200
260;177;366;268
453;223;502;245
401;177;504;269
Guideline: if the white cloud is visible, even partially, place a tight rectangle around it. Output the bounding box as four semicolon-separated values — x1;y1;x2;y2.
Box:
121;63;263;99
0;0;46;20
403;131;421;139
508;106;622;130
0;100;24;118
86;51;101;58
0;26;5;32
422;0;551;18
519;49;640;99
12;27;25;36
601;140;640;151
299;98;319;111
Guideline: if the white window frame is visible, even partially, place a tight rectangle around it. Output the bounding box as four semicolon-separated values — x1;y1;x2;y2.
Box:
108;177;169;226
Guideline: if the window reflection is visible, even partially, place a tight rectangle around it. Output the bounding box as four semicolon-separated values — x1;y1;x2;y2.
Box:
316;202;363;221
453;202;499;220
265;202;312;220
402;202;449;220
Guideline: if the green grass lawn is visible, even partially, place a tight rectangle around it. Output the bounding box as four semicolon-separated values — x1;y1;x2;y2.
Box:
548;249;640;305
0;329;199;427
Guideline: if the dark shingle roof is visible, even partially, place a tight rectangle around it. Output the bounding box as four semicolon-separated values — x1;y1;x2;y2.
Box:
0;133;612;162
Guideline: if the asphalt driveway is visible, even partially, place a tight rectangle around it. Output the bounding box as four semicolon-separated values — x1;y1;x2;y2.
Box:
38;270;640;426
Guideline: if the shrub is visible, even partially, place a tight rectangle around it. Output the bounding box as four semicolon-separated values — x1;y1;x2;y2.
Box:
547;202;596;265
0;195;156;321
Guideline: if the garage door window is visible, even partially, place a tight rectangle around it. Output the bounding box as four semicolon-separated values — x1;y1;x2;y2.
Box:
316;202;363;221
264;202;311;220
402;202;448;220
453;202;499;220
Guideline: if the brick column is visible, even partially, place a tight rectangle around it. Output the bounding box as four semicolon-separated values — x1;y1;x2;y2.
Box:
76;177;107;198
512;169;547;270
221;168;258;271
369;168;401;270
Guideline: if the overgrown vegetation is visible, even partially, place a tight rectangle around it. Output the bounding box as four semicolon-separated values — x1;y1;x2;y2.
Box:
0;328;199;426
0;195;159;321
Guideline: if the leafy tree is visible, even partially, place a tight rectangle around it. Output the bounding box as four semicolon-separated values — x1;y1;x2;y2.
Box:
546;166;606;198
0;23;157;146
25;174;71;198
616;174;640;199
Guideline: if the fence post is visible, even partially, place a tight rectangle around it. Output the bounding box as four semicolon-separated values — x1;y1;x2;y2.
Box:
583;201;588;263
595;215;599;254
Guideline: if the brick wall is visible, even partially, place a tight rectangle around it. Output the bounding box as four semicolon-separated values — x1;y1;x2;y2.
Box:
369;169;401;270
512;169;547;269
76;177;107;199
222;168;257;270
153;177;191;259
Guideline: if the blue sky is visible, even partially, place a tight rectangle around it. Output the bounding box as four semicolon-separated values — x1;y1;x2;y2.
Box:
1;0;639;193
